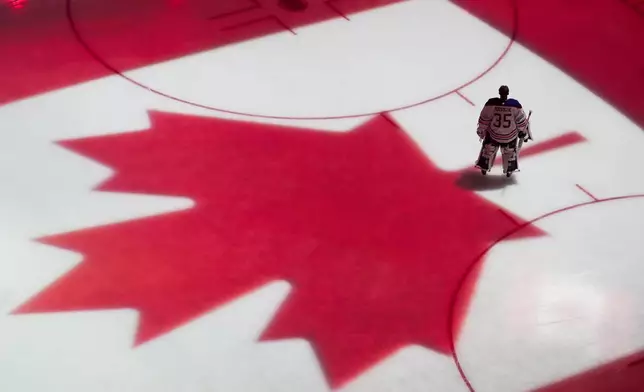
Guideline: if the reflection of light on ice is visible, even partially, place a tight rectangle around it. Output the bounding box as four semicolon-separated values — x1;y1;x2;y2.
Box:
8;0;27;9
535;278;606;345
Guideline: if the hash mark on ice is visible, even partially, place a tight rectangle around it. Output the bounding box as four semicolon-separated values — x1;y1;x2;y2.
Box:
325;0;350;20
222;15;296;35
456;91;475;106
576;184;599;201
378;113;400;129
497;208;519;226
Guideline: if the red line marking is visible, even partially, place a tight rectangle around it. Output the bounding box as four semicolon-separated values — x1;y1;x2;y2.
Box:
222;15;296;35
576;184;599;201
448;194;644;392
325;0;350;20
456;90;476;106
207;1;262;21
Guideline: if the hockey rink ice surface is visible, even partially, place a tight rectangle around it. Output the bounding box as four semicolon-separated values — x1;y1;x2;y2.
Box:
1;0;644;391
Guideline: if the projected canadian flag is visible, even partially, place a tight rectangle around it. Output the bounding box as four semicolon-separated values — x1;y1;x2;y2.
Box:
1;0;643;391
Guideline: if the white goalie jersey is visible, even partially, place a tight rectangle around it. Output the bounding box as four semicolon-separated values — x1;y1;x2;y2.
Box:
477;98;529;143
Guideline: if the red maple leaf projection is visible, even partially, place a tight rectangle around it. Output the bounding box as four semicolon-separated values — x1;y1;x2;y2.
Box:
15;112;547;387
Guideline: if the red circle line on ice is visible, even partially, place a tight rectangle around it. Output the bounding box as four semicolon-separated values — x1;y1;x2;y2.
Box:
448;193;644;392
65;0;518;120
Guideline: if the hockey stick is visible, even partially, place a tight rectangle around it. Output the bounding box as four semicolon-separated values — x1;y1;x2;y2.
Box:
518;110;532;151
525;109;533;140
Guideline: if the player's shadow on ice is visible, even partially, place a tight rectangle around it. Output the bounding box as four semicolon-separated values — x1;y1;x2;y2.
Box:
455;170;517;191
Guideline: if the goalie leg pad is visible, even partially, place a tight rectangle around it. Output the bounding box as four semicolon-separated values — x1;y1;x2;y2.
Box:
501;139;519;173
475;137;499;171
